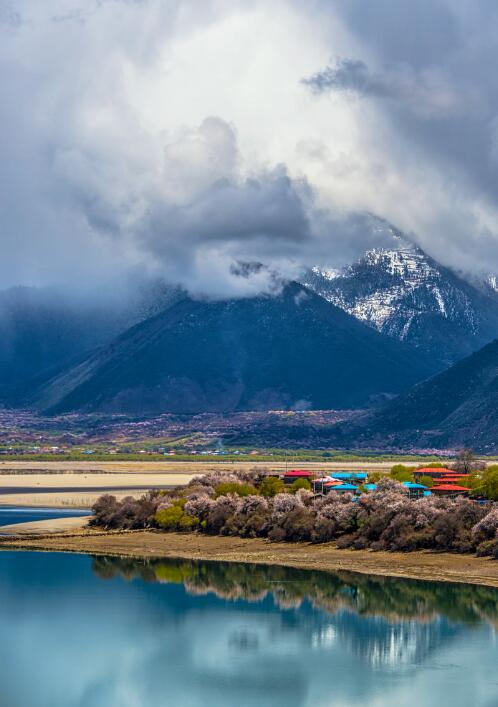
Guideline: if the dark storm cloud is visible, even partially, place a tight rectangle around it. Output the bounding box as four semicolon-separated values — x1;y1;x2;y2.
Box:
304;58;382;97
301;0;498;272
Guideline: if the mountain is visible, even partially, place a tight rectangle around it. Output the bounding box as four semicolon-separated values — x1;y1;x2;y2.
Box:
303;234;498;368
27;283;439;416
333;337;498;452
0;281;183;403
0;287;123;400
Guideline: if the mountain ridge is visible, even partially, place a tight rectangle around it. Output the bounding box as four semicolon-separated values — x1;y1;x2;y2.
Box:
303;234;498;367
27;282;438;416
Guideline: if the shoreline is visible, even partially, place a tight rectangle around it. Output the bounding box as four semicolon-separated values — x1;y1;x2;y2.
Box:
3;530;498;589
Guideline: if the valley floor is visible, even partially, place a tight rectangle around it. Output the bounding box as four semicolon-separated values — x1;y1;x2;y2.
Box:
4;529;498;589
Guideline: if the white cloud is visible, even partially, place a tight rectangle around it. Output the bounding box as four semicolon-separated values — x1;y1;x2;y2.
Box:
2;0;498;296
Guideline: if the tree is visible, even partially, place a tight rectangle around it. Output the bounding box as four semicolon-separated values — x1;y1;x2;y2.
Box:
479;466;498;500
418;475;434;488
289;478;312;493
155;505;184;529
453;449;480;474
259;476;285;497
214;482;258;497
390;465;415;482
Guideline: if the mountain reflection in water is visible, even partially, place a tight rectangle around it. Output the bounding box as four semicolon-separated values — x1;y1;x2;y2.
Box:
0;551;497;707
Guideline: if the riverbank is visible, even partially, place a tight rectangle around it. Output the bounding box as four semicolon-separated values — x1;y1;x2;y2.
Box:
4;530;498;588
0;515;91;535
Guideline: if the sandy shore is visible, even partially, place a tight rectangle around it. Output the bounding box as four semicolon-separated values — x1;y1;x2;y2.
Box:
3;530;498;588
0;516;91;535
0;472;199;508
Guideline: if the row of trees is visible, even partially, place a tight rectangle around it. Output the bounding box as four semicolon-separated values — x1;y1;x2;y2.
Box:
90;471;498;557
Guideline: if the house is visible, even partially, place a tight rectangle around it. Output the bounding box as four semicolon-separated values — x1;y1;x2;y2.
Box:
402;481;429;499
413;467;461;481
326;482;358;494
431;483;469;498
363;482;429;498
329;472;368;486
313;477;337;494
283;469;315;485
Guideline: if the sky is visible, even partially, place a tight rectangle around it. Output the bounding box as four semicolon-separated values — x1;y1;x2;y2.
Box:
3;0;498;297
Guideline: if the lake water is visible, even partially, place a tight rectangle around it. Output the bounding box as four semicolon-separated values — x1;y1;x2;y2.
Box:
0;506;88;528
1;551;498;706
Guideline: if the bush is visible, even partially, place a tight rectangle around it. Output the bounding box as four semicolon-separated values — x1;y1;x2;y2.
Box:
415;475;432;488
289;478;311;493
390;465;415;482
479;467;498;500
259;476;285;497
155;501;200;531
155;505;184;529
214;482;258;497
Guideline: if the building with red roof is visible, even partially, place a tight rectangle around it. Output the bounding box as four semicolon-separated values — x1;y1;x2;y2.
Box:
283;470;315;484
413;467;464;481
431;483;469;497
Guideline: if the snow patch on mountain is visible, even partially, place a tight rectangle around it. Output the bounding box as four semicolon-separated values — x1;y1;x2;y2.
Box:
302;233;498;365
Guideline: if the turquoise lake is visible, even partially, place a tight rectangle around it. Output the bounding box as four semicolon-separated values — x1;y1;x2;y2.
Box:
1;551;498;706
0;506;88;529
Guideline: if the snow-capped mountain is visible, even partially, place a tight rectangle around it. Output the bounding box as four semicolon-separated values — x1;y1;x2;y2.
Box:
303;235;498;367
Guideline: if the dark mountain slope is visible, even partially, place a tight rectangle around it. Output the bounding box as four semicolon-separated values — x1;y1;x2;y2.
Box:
0;282;183;404
339;338;498;451
29;283;439;416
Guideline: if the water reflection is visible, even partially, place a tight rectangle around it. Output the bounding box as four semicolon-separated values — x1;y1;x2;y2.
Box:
92;555;498;628
0;551;497;707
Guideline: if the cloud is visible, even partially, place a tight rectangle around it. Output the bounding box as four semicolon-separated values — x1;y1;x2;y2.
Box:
303;57;464;119
3;0;498;298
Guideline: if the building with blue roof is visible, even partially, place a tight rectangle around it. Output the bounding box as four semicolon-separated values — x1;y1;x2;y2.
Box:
328;482;358;493
402;481;428;498
329;472;368;485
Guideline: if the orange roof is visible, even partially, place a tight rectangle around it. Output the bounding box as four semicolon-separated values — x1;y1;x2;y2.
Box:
432;483;469;491
415;468;455;475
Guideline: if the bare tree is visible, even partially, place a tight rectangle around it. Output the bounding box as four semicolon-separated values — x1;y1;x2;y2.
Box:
452;449;485;474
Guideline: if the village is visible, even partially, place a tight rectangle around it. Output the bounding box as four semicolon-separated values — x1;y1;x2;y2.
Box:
282;467;474;499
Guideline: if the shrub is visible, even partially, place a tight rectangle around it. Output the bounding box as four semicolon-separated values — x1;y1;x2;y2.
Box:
214;482;258;497
479;467;498;500
259;476;285;497
390;465;415;482
418;475;434;488
289;478;311;493
155;505;184;529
